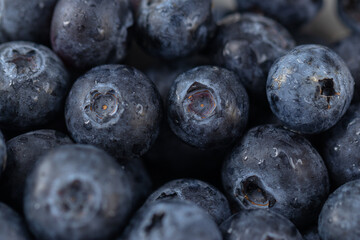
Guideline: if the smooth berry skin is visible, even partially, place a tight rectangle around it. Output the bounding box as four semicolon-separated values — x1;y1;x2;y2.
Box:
0;130;72;212
236;0;323;30
119;200;222;240
134;0;215;59
318;179;360;240
220;210;303;240
24;144;133;240
267;44;354;134
222;125;330;228
214;13;295;98
167;66;249;149
145;178;231;225
321;103;360;187
51;0;133;70
338;0;360;33
65;64;162;159
0;131;6;179
333;34;360;102
0;203;32;240
0;0;58;44
0;41;70;130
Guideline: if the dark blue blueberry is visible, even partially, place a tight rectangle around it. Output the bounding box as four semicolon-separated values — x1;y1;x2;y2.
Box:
0;129;72;212
0;0;58;45
65;64;162;159
24;144;133;240
213;13;295;99
51;0;133;69
167;66;249;149
0;202;31;240
119;200;222;240
222;125;330;227
145;178;231;225
236;0;323;30
321;103;360;187
0;41;70;130
333;34;360;102
0;131;6;179
134;0;215;59
220;209;303;240
337;0;360;33
267;44;354;134
318;179;360;240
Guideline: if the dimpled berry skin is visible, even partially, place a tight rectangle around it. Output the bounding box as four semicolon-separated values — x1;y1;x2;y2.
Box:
237;0;323;30
0;131;6;178
0;0;58;44
267;44;354;134
222;125;330;228
167;66;249;149
65;64;162;158
321;103;360;187
145;178;231;225
318;179;360;240
51;0;133;69
0;203;31;240
0;41;70;130
220;209;303;240
214;13;295;98
134;0;215;59
24;144;133;240
0;130;73;212
119;200;222;240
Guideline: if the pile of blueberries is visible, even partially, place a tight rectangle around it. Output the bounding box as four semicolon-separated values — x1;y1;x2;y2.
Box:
0;0;360;239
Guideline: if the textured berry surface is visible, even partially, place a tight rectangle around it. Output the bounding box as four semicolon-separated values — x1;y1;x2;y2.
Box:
0;41;70;130
65;64;162;158
168;65;249;149
267;44;354;134
318;179;360;240
51;0;133;69
222;125;329;227
24;144;133;240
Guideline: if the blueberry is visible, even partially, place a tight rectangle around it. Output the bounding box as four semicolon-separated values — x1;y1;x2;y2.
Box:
338;0;360;33
0;41;70;130
220;209;303;240
51;0;133;69
119;200;222;240
0;202;31;240
213;13;295;99
145;178;231;225
222;125;330;227
0;131;6;179
0;129;72;212
236;0;323;30
0;0;58;44
134;0;215;59
24;144;133;240
333;34;360;102
321;103;360;187
167;66;249;149
318;179;360;240
65;64;162;158
267;44;354;134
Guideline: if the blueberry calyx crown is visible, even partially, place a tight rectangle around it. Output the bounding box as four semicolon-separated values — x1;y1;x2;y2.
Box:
1;46;44;79
83;84;124;125
183;82;217;120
